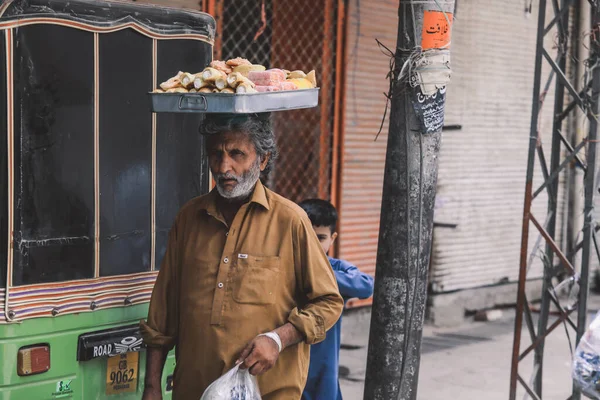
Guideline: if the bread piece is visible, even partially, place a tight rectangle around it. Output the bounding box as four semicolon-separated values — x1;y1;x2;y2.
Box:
181;72;198;89
267;69;287;81
199;87;214;93
166;87;188;93
209;60;233;74
306;70;317;87
233;64;266;77
193;76;211;90
288;70;307;79
287;78;313;90
226;57;252;67
255;85;281;92
236;82;258;94
227;72;256;89
220;88;235;94
279;81;298;91
202;67;227;82
248;70;285;86
159;71;184;91
215;78;228;90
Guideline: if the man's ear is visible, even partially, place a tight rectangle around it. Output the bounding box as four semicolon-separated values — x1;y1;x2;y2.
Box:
260;153;270;171
331;232;338;245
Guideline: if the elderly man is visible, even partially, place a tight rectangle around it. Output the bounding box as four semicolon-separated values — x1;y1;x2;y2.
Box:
141;113;344;400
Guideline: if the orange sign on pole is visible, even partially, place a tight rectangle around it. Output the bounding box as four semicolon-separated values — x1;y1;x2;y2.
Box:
421;11;453;49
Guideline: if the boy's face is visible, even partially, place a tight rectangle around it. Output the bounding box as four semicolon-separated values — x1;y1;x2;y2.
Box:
313;225;338;254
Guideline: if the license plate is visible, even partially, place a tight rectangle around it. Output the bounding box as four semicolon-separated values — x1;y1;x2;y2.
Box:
106;352;139;395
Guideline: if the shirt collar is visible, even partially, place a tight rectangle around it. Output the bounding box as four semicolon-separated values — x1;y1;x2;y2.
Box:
250;179;271;210
199;179;271;215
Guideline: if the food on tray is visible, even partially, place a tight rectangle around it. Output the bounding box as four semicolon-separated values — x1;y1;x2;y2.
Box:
227;72;255;89
306;70;317;87
233;64;267;76
166;87;188;93
269;69;288;81
236;82;258;94
287;78;313;90
279;81;298;91
152;59;317;95
180;72;197;89
248;70;283;86
288;70;306;79
215;78;228;90
202;67;227;82
226;57;252;67
159;71;184;91
256;85;280;92
210;60;233;75
194;76;211;90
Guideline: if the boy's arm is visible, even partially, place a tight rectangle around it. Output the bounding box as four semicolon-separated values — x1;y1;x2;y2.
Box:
333;259;374;300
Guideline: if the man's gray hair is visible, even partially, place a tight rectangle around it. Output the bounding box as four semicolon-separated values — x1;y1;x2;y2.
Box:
199;113;279;178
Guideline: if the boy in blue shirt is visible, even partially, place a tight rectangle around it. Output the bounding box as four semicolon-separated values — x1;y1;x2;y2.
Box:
298;199;374;400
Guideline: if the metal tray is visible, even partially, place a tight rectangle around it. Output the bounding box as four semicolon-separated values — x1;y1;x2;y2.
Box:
148;88;319;113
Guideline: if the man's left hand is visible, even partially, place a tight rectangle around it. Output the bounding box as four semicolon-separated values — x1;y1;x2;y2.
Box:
237;335;280;376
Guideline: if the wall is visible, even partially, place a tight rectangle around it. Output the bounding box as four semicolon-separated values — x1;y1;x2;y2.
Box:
338;0;397;304
431;0;562;293
124;0;572;314
339;0;566;312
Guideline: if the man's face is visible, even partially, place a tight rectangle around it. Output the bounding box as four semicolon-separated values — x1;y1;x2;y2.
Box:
207;131;268;200
313;225;338;254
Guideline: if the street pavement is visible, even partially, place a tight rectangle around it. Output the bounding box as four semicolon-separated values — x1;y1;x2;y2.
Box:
338;304;589;399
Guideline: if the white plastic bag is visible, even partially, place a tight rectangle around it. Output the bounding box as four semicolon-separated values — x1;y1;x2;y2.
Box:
573;313;600;399
200;364;261;400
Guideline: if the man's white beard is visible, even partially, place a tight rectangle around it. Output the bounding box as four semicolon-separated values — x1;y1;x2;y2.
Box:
214;160;261;200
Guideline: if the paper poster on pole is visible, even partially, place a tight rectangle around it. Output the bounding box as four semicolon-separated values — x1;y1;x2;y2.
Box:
421;11;453;49
411;87;446;134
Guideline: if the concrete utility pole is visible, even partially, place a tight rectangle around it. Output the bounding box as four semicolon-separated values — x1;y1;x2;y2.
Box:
363;1;454;399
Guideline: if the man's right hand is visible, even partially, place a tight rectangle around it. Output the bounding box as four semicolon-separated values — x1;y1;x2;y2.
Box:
142;386;162;400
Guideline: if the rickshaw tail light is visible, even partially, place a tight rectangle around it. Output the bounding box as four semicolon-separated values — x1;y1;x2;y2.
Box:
17;345;50;376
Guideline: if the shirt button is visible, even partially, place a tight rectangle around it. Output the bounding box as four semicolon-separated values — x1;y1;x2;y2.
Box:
218;282;224;288
224;257;229;264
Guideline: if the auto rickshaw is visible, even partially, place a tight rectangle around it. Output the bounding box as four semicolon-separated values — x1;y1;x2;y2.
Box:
0;0;214;398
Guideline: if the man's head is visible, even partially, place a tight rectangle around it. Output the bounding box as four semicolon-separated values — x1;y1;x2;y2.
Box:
298;199;338;254
200;113;278;201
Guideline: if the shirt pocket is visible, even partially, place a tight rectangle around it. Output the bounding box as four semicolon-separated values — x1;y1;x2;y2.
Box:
232;255;280;305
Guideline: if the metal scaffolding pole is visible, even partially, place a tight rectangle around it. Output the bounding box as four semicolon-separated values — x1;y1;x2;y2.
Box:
509;1;600;399
534;0;570;395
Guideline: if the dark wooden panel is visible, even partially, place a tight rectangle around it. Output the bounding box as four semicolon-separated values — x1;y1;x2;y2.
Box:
12;25;95;285
0;30;7;288
99;29;153;276
155;40;211;269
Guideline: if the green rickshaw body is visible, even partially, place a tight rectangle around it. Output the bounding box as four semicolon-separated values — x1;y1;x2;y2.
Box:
0;1;214;398
0;306;179;400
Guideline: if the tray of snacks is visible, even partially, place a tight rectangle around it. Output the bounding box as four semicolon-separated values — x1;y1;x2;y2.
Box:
149;57;319;113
